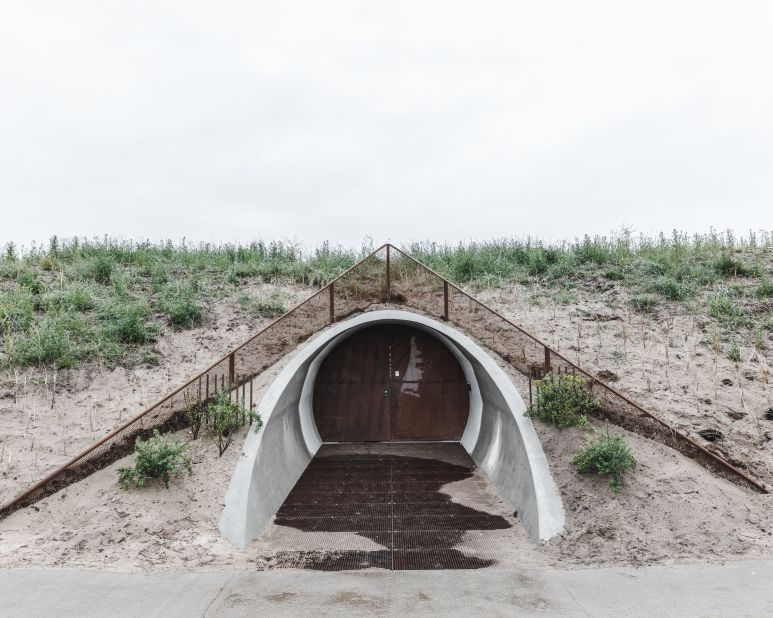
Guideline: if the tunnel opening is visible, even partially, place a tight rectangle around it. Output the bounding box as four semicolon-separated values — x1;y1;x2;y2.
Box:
313;324;470;442
220;310;565;554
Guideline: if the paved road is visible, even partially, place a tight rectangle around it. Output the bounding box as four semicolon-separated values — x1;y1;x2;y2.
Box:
1;560;771;617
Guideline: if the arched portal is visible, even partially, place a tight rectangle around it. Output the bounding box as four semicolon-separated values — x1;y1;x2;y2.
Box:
220;310;565;548
313;324;469;442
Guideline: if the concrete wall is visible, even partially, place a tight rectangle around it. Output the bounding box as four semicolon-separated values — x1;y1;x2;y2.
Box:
220;310;564;547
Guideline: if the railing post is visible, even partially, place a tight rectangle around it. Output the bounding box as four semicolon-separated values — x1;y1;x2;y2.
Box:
228;352;235;387
385;244;391;303
329;283;335;323
443;281;449;321
544;347;551;375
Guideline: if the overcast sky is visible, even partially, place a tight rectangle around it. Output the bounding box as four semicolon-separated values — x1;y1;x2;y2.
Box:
1;1;771;250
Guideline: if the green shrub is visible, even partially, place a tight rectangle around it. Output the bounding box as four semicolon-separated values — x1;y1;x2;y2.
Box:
89;255;116;285
708;293;750;329
239;291;287;318
42;284;95;313
714;253;753;277
206;392;262;456
10;317;80;367
100;301;157;344
526;372;598;427
0;290;36;333
757;277;773;299
628;293;659;313
603;268;624;281
572;429;636;492
647;275;692;301
727;342;741;362
166;295;204;329
117;430;193;489
16;270;45;294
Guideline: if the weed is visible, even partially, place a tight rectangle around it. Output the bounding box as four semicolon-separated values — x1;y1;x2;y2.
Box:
727;342;741;363
526;372;598;427
165;292;204;329
239;290;287;318
708;293;750;329
89;255;115;285
10;316;80;367
714;253;754;277
628;293;659;313
117;430;192;489
757;277;773;299
99;301;157;344
42;284;95;313
647;275;692;301
206;392;261;457
16;270;45;295
572;428;636;492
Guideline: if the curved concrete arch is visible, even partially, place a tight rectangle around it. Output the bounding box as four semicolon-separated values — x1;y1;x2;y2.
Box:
220;310;564;547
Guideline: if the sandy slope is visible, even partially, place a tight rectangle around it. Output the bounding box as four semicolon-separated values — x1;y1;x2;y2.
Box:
1;284;772;571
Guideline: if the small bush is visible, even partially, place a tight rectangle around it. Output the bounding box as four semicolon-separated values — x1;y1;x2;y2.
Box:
89;255;116;285
757;277;773;299
714;253;753;277
10;317;79;367
526;372;598;427
206;392;262;456
16;270;45;295
708;294;750;329
118;430;192;489
42;285;95;313
239;291;287;318
727;342;741;362
166;295;204;329
100;302;157;344
628;293;659;313
647;275;692;301
184;393;206;440
0;290;36;333
572;428;636;492
603;268;624;281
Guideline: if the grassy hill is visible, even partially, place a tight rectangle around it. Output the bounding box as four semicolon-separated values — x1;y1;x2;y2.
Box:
1;231;771;371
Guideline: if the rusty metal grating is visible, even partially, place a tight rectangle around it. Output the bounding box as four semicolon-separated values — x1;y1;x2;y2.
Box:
261;442;513;571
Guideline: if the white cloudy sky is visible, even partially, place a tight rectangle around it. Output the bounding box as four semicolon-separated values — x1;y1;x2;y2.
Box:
1;1;771;249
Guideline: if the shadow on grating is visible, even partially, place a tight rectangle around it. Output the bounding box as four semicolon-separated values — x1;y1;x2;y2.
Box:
264;443;513;571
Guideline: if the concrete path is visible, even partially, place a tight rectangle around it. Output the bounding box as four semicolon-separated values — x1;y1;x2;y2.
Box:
1;560;771;617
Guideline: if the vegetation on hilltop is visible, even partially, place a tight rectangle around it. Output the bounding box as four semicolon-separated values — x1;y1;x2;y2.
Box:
1;230;771;371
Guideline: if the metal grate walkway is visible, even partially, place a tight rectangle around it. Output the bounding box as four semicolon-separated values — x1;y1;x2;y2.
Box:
255;442;519;571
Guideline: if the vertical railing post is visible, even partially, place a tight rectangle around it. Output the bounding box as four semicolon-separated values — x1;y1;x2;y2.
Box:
544;347;551;375
228;352;235;387
443;281;449;321
385;244;391;303
329;282;335;323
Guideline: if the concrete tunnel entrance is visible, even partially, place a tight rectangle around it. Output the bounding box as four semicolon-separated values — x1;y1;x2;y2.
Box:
220;310;565;569
314;324;470;442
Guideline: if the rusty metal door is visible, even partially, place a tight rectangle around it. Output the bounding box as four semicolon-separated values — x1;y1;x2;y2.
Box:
313;325;469;441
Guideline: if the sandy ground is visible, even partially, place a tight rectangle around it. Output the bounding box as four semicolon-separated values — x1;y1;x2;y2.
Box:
0;285;309;505
477;283;773;485
2;319;772;572
1;282;772;571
